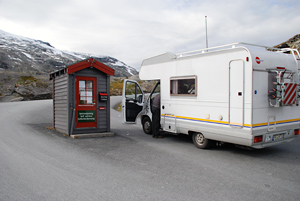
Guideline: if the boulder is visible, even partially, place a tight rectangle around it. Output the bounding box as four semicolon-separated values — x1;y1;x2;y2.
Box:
15;84;52;100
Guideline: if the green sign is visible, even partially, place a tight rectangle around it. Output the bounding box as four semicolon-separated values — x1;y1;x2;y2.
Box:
78;110;95;122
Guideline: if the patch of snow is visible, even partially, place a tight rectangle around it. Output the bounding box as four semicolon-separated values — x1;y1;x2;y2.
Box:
13;57;22;62
23;52;33;59
113;61;126;66
0;29;34;43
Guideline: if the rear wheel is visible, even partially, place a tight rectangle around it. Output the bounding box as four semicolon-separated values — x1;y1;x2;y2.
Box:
192;132;214;149
142;116;152;134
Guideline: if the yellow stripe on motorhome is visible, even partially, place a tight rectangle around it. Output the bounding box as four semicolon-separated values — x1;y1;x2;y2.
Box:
177;115;229;125
230;122;243;126
162;114;300;128
244;123;251;127
162;114;229;125
276;118;300;124
252;122;268;127
252;118;300;128
164;114;175;117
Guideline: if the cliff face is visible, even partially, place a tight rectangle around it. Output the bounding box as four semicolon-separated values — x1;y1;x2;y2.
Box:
275;34;300;51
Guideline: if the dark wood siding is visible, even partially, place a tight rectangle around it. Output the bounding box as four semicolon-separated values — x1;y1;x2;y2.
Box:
53;74;68;134
98;73;108;131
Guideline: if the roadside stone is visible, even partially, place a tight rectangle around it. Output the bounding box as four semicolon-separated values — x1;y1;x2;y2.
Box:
0;93;24;102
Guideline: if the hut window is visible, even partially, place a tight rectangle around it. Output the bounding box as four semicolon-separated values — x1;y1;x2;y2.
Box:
79;80;93;104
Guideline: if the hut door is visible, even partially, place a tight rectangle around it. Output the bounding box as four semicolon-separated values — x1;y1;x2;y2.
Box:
76;77;97;128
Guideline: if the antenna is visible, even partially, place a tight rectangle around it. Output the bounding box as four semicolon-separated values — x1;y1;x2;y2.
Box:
205;16;208;50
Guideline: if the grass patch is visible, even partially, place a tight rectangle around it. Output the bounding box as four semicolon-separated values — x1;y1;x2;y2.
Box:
16;75;49;88
110;78;124;96
46;126;55;130
114;102;122;112
17;75;37;85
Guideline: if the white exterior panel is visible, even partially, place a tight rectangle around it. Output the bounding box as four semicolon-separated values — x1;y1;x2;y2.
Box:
136;43;300;148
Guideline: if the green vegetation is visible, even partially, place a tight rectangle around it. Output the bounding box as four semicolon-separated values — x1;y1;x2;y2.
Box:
114;102;122;112
15;75;49;88
17;75;37;85
110;78;124;96
109;77;157;96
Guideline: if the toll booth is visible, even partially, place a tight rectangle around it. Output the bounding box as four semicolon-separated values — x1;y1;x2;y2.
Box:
49;58;115;137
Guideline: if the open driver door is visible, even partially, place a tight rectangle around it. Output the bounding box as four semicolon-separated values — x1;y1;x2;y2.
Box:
122;79;145;123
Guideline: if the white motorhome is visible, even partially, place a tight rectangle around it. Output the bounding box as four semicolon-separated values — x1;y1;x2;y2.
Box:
122;43;300;149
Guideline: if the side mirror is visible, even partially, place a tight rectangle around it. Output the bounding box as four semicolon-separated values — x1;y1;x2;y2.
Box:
137;95;143;103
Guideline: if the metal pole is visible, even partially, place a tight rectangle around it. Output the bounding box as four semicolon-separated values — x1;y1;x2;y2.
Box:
205;16;208;50
70;108;76;136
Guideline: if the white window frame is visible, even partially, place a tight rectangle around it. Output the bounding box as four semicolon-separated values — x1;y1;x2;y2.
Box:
170;76;197;96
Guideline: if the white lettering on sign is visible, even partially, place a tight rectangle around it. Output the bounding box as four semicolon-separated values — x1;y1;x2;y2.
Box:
78;111;95;122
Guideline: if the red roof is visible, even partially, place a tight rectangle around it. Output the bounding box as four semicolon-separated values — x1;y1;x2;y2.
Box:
67;58;115;75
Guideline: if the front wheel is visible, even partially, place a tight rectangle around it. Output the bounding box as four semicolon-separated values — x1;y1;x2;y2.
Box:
192;132;214;149
142;116;152;135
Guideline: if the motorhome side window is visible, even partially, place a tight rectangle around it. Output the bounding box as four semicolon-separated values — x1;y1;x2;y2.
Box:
170;76;196;96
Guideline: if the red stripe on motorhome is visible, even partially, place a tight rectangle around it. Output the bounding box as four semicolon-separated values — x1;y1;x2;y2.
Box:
283;83;297;105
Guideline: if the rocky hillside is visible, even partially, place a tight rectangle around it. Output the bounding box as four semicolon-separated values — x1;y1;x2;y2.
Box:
275;34;300;51
0;29;139;102
0;71;52;102
0;29;138;77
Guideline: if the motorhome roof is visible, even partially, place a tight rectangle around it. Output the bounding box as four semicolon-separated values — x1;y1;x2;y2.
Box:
141;42;300;67
176;42;280;58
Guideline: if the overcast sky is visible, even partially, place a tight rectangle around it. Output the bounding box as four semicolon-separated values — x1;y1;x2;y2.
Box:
0;0;300;69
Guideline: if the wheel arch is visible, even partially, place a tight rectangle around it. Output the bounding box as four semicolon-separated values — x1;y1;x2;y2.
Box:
141;115;151;124
189;130;216;149
188;130;202;136
141;115;152;135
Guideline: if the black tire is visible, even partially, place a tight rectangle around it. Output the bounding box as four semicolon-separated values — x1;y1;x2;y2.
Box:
192;132;214;149
142;116;152;134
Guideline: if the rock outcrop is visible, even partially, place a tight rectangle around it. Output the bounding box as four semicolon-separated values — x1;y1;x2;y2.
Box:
275;34;300;51
0;72;52;102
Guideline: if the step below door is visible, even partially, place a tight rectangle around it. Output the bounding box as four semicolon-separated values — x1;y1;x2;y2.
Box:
163;114;177;133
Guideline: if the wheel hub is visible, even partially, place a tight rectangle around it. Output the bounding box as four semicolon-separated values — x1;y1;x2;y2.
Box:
144;121;150;131
196;133;205;145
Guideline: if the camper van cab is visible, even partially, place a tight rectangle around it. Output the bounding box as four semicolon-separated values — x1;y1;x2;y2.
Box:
122;43;300;149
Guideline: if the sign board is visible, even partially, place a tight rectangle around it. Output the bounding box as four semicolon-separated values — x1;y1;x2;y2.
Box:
78;110;95;122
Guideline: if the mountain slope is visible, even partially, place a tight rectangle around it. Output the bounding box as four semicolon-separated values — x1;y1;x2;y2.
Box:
0;29;138;77
275;34;300;51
